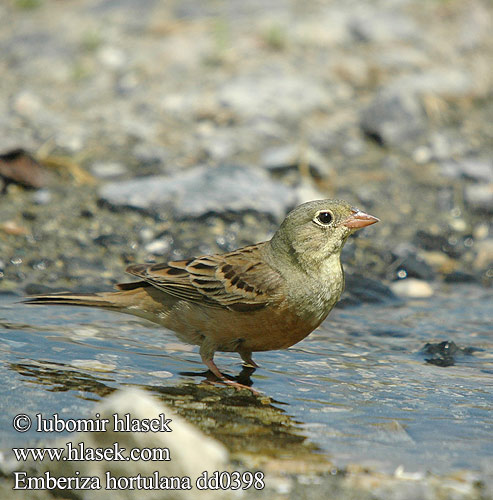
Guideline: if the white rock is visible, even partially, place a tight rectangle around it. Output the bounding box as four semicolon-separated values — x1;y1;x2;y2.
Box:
390;279;434;298
34;388;229;499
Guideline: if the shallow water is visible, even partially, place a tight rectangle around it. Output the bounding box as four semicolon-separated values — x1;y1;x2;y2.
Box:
0;284;491;476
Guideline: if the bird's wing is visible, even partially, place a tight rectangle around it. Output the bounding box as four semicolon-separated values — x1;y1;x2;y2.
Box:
120;243;283;311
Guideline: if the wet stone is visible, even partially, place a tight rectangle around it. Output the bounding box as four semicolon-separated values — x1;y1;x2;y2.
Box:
339;274;397;307
390;278;434;298
414;230;465;258
393;254;436;281
421;341;476;367
443;271;480;284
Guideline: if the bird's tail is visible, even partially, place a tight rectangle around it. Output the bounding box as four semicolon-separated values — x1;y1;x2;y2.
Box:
23;292;118;309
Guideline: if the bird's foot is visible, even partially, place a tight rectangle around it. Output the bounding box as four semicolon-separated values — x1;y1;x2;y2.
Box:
239;351;260;368
206;378;260;395
202;356;259;394
202;356;225;380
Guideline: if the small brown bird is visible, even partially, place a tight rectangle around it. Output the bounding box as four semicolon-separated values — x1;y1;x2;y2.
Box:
25;199;378;381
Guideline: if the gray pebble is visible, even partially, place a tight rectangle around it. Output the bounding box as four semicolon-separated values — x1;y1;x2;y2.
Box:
99;164;298;221
261;145;333;180
90;162;128;179
361;92;425;147
440;158;493;183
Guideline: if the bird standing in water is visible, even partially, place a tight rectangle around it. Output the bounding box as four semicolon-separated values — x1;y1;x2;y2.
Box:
25;199;378;382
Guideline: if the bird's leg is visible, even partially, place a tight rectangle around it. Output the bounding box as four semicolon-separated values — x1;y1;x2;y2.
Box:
200;341;225;379
201;356;226;380
239;350;259;368
200;342;259;393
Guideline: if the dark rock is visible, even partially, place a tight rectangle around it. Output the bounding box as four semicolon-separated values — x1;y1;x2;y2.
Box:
80;209;94;218
132;143;171;169
394;254;436;281
339;273;398;307
93;233;128;248
421;340;476;367
22;211;37;221
444;271;479;283
414;230;464;258
360;92;425;147
99;164;298;221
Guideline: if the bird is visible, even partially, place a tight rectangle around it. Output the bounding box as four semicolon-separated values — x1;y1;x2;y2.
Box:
24;199;378;382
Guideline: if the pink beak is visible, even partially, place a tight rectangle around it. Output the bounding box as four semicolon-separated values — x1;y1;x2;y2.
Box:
343;209;379;229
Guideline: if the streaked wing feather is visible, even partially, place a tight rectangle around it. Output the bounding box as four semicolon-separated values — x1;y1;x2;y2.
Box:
123;244;281;310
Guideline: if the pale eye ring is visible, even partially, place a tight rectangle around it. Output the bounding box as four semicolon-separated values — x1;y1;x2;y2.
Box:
315;210;334;226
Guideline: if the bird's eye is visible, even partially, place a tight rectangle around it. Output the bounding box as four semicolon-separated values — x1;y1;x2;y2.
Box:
315;211;333;225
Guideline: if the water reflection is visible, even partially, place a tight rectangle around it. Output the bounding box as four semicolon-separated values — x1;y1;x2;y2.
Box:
0;285;492;474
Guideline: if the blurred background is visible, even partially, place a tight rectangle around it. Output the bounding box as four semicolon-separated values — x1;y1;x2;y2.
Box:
0;0;491;294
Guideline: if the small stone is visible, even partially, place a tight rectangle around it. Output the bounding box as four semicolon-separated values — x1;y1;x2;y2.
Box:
145;237;173;255
390;278;434;298
97;46;126;69
0;220;29;236
70;360;117;372
440;158;493;183
420;251;458;274
261;145;333;179
394;254;436;281
93;233;127;248
348;10;418;43
421;340;475;367
444;271;478;283
32;189;52;205
12;91;43;118
149;371;173;379
361;92;425;147
390;69;474;101
90;161;127;179
0;148;50;189
218;75;332;120
464;184;493;213
474;239;493;270
413;146;432;164
99;164;298;221
133;143;170;168
340;274;397;307
414;230;463;258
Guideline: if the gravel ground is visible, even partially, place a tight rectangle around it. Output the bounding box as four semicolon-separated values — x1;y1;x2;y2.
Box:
0;0;492;498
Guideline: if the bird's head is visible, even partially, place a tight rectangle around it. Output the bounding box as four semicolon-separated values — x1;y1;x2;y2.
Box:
270;199;379;273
